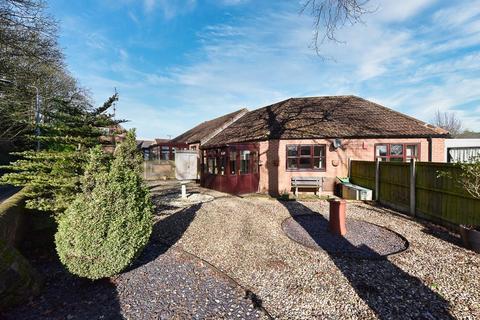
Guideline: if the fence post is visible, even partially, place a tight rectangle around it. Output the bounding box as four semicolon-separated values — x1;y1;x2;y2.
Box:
375;158;380;201
348;157;352;178
410;158;416;217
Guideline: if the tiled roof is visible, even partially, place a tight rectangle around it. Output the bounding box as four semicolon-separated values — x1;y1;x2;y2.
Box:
172;108;248;144
154;138;171;145
136;140;154;149
203;96;448;147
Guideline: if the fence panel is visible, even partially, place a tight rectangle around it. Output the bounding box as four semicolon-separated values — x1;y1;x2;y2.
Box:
349;160;480;227
143;160;175;181
416;162;480;226
350;160;376;191
379;162;410;212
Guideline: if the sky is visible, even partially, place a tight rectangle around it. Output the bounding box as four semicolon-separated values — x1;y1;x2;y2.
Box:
47;0;480;139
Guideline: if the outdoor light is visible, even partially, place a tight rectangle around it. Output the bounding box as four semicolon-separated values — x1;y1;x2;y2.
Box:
332;138;342;149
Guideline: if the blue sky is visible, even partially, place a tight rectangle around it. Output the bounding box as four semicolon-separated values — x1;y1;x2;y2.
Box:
48;0;480;139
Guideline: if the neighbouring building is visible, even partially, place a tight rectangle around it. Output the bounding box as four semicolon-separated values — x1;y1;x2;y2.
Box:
171;109;249;178
444;139;480;163
136;140;155;160
173;96;449;195
147;139;188;161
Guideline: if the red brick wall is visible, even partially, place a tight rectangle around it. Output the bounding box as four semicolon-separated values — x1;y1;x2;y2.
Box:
258;137;445;195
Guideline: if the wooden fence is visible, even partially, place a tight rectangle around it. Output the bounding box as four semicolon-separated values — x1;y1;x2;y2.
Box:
350;160;480;227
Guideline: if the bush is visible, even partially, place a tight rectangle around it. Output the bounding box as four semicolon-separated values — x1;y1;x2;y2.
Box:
55;130;153;279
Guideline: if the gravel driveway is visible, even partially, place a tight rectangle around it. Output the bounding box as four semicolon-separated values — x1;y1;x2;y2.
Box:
151;182;480;319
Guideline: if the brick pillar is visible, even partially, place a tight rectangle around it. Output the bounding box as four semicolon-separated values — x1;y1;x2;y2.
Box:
329;199;347;236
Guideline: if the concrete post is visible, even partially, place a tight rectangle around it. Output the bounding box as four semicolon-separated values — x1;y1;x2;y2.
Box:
410;158;416;217
181;183;187;199
375;158;380;201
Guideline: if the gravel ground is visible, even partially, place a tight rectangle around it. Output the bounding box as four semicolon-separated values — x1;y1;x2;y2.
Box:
151;182;480;319
282;214;408;259
3;229;269;319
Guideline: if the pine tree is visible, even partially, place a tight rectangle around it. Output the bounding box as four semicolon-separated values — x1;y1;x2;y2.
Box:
0;94;122;215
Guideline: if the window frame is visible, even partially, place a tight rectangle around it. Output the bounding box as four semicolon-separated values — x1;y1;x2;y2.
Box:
286;144;327;172
374;143;421;162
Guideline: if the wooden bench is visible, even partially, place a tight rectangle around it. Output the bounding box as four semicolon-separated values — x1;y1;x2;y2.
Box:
291;177;323;197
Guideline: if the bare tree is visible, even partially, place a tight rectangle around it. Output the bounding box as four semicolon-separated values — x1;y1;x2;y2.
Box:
432;110;463;136
300;0;371;54
0;0;90;148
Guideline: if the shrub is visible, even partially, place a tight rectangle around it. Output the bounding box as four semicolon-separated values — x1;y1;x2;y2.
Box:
55;130;153;279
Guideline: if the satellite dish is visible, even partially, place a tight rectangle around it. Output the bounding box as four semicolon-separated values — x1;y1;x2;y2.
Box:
332;138;342;149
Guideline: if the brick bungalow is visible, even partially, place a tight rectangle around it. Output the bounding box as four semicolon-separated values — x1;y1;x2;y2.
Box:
174;96;448;195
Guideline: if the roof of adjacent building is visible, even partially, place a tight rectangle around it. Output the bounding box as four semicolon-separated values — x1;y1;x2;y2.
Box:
153;138;171;145
172;108;248;144
136;140;154;149
203;96;449;147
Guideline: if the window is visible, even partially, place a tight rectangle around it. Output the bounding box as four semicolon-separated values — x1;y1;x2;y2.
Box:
287;145;298;169
229;151;237;175
286;145;326;171
203;151;208;173
375;143;420;162
207;150;217;174
160;146;170;160
207;157;215;174
240;150;251;174
406;145;418;161
219;150;226;175
191;146;197;151
252;152;258;174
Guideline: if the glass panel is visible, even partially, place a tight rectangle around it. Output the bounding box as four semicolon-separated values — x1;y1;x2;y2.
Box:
390;144;403;156
252;152;258;174
207;158;214;174
406;145;418;158
299;157;311;169
229;151;237;175
287;145;297;157
376;145;387;157
390;157;403;162
314;146;324;156
219;155;226;175
313;157;324;169
287;158;297;169
213;157;218;174
300;146;311;156
240;150;251;174
160;151;169;160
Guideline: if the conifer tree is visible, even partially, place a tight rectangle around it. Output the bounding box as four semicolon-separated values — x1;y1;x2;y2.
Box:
0;94;122;215
55;130;153;279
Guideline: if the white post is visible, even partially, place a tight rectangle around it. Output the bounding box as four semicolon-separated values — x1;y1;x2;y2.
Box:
181;183;187;199
375;158;380;201
410;158;416;217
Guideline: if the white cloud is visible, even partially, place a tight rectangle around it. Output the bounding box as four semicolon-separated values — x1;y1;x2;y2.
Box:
143;0;196;18
370;0;437;22
67;0;480;138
